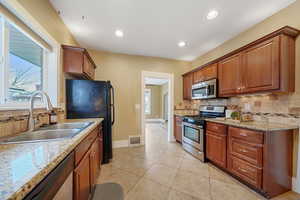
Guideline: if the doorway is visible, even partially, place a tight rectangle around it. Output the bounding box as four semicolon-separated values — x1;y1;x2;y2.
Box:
141;71;174;144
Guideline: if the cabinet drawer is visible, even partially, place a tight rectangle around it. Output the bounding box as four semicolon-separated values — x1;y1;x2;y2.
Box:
229;138;263;167
206;122;227;135
229;156;262;189
75;126;98;165
229;127;263;144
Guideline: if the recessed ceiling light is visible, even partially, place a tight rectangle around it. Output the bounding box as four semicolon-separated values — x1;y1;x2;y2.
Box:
207;10;218;20
178;41;186;47
115;30;124;38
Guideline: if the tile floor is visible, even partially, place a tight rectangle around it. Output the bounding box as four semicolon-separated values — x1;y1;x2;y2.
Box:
96;122;300;200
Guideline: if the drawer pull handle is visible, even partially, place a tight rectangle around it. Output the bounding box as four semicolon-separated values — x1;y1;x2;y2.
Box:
239;149;248;153
240;133;247;137
238;167;248;173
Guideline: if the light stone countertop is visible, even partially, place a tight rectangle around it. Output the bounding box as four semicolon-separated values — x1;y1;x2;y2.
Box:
0;118;104;200
206;118;299;132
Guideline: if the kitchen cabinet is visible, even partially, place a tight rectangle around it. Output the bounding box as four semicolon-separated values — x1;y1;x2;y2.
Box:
183;26;299;98
193;64;217;83
182;73;193;100
206;122;227;168
218;28;299;97
74;125;102;200
206;122;294;198
90;138;101;189
228;127;264;189
218;54;242;96
74;150;91;200
62;45;96;80
241;37;280;93
174;115;182;143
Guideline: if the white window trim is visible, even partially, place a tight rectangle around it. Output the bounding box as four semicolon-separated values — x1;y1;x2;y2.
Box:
0;15;60;110
144;88;151;115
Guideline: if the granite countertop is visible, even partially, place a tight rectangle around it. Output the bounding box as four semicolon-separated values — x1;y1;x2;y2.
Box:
206;118;299;132
0;118;104;200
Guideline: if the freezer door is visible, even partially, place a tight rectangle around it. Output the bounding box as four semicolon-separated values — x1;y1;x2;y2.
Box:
66;79;108;119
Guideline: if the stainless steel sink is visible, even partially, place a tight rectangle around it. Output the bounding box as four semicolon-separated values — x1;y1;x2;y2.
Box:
38;122;92;130
0;122;93;144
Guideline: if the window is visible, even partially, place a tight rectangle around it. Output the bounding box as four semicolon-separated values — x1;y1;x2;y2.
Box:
0;17;45;105
144;88;151;115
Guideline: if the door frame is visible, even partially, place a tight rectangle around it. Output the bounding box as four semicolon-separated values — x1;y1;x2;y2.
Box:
141;71;175;144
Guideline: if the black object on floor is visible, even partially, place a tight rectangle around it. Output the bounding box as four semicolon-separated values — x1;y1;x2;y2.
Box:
92;183;124;200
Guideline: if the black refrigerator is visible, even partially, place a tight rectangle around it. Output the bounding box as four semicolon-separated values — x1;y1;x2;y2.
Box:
66;79;115;164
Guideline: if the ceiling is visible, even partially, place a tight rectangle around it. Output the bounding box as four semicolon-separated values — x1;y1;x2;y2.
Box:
50;0;295;61
145;77;168;85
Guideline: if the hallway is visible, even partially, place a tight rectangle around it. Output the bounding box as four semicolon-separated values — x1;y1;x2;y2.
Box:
96;123;298;200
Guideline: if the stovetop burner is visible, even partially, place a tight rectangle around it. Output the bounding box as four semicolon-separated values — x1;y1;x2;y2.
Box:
182;106;226;125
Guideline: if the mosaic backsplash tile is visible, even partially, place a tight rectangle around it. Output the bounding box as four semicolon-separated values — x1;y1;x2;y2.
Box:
0;108;65;138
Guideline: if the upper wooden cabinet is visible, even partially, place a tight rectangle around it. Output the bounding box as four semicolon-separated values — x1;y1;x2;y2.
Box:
241;37;280;93
193;64;217;83
218;54;242;96
62;45;97;80
183;73;193;100
183;26;300;98
218;27;299;97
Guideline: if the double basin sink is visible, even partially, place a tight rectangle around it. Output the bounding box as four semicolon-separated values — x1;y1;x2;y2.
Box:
0;122;93;144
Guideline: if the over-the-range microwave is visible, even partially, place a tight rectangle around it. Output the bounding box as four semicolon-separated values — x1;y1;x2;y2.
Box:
191;79;217;100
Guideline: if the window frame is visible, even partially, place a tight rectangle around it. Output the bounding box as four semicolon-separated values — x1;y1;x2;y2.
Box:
0;15;56;109
144;88;151;115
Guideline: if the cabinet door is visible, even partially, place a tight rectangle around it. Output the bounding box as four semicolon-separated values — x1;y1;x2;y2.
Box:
202;64;217;81
206;131;227;168
174;116;182;142
183;73;193;100
90;139;100;189
241;36;280;93
193;70;204;83
83;54;95;80
218;54;242;97
63;48;84;74
74;152;91;200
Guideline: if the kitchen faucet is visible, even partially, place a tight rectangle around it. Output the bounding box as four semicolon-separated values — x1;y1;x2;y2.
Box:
28;91;53;132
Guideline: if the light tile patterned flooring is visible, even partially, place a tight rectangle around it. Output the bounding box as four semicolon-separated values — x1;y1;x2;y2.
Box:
96;122;300;200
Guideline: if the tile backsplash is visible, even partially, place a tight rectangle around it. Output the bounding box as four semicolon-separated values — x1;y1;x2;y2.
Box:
0;108;65;138
175;93;300;124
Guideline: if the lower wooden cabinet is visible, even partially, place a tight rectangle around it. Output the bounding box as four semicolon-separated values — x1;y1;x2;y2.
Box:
228;155;262;189
206;130;227;168
90;138;101;189
207;122;294;198
74;151;91;200
182;73;193;100
74;125;103;200
174;115;182;143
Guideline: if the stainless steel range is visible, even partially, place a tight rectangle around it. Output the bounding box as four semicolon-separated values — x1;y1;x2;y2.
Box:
182;105;225;162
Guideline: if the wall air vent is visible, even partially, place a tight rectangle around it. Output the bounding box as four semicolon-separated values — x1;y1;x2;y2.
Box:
128;135;142;147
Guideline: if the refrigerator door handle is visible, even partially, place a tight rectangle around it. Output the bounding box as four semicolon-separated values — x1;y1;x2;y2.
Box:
111;85;115;125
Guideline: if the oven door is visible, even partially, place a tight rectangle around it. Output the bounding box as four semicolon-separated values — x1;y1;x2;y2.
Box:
182;122;204;151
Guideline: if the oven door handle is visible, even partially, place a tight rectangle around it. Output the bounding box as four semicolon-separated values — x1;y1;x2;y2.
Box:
182;122;203;129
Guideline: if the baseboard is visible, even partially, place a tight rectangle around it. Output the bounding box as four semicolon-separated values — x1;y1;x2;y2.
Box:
113;140;129;148
292;177;300;193
146;118;165;122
